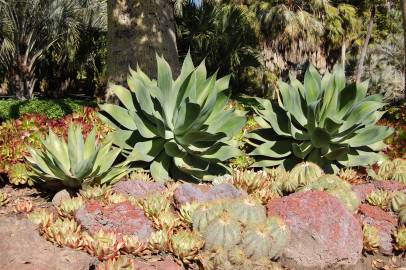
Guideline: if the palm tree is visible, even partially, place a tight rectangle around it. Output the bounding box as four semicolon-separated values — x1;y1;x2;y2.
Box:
176;0;261;93
0;0;81;99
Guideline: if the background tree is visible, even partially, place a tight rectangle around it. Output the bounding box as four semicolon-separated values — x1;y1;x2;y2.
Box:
401;0;406;99
0;0;79;100
107;0;180;88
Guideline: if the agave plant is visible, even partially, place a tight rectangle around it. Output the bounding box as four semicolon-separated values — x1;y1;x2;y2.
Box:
100;53;246;182
248;65;393;171
26;125;127;189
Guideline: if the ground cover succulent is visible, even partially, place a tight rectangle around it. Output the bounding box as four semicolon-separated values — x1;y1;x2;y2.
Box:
362;224;380;253
100;53;246;182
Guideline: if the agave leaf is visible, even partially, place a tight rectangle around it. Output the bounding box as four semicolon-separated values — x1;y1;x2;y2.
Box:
110;84;136;112
98;166;128;185
339;101;385;132
83;127;97;160
150;152;171;182
338;150;384;167
99;104;137;130
131;111;162;138
250;141;292;158
252;159;285;167
68;125;84;175
215;75;230;93
345;126;393;147
311;127;331;149
93;144;121;175
304;64;322;102
323;145;349;160
200;144;241;161
279;81;307;126
157;55;175;125
174;100;201;135
355;80;369;103
333;64;345;91
42;131;70;176
164;140;187;158
126;139;165;163
292;142;313;159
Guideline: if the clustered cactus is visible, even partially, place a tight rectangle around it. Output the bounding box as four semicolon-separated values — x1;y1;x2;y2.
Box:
229;169;284;203
282;162;324;193
370;158;406;183
192;197;289;269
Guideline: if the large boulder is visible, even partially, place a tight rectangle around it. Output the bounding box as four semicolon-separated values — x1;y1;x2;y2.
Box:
75;201;154;241
174;183;245;206
356;204;398;255
0;216;96;270
267;191;363;269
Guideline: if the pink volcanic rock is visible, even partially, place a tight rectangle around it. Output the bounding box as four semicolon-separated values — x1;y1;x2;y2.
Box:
113;180;166;199
353;181;405;202
267;191;362;269
357;204;398;255
373;180;405;192
75;201;154;241
352;183;375;202
173;183;245;206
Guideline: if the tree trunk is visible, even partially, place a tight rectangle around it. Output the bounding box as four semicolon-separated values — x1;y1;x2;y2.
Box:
107;0;180;87
341;42;346;67
401;0;406;100
356;7;375;84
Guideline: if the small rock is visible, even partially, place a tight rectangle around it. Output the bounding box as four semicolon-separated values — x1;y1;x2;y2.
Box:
267;191;362;270
113;180;165;199
352;184;375;202
173;183;245;205
0;216;96;270
75;201;154;241
51;189;71;207
357;204;398;255
373;180;405;192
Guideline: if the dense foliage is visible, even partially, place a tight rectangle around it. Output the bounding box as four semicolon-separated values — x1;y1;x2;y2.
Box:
0;98;96;121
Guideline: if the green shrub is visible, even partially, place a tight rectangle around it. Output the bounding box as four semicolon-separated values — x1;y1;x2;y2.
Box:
100;53;246;182
0;98;96;121
248;65;393;171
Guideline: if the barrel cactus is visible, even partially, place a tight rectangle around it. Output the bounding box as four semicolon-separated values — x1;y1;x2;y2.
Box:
391;191;406;213
229;197;267;226
248;65;393;171
283;162;324;192
204;211;242;250
241;216;288;259
100;53;246;182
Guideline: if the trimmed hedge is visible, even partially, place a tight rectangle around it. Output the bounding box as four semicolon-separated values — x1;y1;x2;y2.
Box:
0;98;97;121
